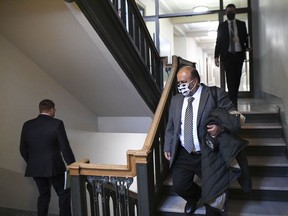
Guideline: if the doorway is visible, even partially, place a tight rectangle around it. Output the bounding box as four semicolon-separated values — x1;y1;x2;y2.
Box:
137;0;253;97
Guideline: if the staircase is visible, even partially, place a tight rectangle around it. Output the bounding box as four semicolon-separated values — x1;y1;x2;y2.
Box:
158;101;288;216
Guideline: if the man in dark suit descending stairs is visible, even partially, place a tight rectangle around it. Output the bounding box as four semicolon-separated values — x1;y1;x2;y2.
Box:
163;66;238;215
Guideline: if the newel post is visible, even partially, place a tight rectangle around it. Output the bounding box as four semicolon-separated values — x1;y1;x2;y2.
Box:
69;160;90;216
71;175;88;216
136;151;156;216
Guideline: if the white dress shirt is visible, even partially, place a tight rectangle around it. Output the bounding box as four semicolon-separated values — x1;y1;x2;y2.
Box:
228;20;242;52
179;85;203;152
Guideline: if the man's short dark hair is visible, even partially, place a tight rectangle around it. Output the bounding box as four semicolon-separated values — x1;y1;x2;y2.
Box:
178;65;201;82
39;99;55;112
192;67;201;82
226;3;236;9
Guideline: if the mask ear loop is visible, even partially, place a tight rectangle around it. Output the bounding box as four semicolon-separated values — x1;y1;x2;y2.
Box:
188;79;199;94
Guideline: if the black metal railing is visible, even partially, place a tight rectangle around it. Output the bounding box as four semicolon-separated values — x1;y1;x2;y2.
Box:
86;176;137;216
110;0;161;83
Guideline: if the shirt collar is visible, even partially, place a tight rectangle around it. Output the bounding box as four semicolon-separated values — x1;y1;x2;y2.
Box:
228;19;236;24
185;84;202;100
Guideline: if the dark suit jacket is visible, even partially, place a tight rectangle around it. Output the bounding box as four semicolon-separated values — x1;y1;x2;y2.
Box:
164;84;235;168
214;19;248;60
20;114;75;177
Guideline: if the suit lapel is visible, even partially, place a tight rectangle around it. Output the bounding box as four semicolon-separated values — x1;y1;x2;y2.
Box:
224;21;229;33
175;95;184;131
197;86;209;126
222;21;230;44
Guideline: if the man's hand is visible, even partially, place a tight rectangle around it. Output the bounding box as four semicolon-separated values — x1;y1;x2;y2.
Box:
164;152;171;160
206;124;223;137
214;57;220;67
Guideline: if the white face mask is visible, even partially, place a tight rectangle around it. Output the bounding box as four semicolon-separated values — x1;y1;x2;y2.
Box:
177;79;197;96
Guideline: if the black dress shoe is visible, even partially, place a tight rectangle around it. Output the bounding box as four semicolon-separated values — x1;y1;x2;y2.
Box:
205;204;223;216
185;201;197;215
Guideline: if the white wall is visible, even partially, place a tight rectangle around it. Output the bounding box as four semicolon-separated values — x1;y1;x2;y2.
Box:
159;18;174;63
0;34;97;213
0;34;99;172
251;0;288;140
174;36;207;83
98;117;152;133
174;36;187;59
254;1;288;96
0;35;147;214
69;131;146;194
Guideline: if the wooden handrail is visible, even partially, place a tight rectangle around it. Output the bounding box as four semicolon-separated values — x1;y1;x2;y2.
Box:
142;55;178;151
68;56;179;177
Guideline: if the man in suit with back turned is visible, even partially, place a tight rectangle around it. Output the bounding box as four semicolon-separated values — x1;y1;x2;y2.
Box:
214;3;249;108
20;99;75;216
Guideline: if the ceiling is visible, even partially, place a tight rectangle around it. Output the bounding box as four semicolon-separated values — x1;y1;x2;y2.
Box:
0;0;153;117
159;0;221;56
170;14;219;56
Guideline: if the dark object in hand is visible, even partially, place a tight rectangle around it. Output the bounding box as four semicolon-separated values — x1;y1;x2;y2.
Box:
205;134;219;152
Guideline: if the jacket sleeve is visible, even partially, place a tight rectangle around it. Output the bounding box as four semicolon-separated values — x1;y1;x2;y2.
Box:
214;24;222;58
164;97;176;153
214;87;236;111
20;123;29;163
56;121;76;165
239;20;248;50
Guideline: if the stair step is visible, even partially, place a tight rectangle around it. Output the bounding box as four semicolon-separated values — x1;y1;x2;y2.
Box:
242;122;282;129
164;176;288;201
246;138;285;146
248;155;288;167
242;112;280;123
159;102;287;215
240;122;283;138
248;156;288;176
164;176;288;191
228;199;288;216
229;176;288;201
158;196;288;216
166;176;288;191
245;138;286;155
158;196;205;215
231;176;288;191
246;146;286;156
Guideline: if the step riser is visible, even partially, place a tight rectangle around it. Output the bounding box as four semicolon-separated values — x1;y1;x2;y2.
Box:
246;146;286;156
228;189;288;202
240;129;283;138
249;166;288;177
243;113;280;123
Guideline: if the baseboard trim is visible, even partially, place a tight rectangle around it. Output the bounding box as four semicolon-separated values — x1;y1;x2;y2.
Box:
0;207;58;216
